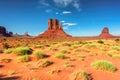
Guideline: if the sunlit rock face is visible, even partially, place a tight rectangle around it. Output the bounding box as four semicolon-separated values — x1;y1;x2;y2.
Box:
37;19;72;39
99;27;114;38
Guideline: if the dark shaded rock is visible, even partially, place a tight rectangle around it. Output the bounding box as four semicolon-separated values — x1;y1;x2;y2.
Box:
0;26;12;37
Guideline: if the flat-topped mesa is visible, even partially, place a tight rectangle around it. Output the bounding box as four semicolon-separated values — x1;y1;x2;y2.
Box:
99;27;114;38
36;19;72;39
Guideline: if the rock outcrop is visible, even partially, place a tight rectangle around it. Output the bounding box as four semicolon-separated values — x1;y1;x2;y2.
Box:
0;26;12;37
36;19;72;39
99;27;114;38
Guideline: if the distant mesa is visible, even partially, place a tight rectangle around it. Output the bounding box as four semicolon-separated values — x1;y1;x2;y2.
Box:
36;19;72;39
99;27;114;38
0;26;12;37
13;32;31;38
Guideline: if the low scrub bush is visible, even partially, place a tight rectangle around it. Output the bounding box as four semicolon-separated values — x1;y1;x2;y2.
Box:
18;54;29;62
55;53;66;59
33;50;47;59
4;49;13;54
91;60;116;72
60;50;68;54
13;47;32;55
38;60;53;67
70;70;92;80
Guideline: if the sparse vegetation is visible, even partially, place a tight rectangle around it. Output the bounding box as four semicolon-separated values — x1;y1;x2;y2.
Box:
70;70;92;80
64;62;73;67
13;47;32;55
33;50;47;59
97;40;104;44
18;54;29;62
55;53;66;59
4;49;13;54
60;49;68;54
3;43;10;49
91;60;116;72
38;60;53;67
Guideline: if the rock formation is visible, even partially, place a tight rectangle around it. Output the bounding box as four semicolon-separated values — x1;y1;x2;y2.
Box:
99;27;114;38
23;32;31;37
0;26;12;37
36;19;72;39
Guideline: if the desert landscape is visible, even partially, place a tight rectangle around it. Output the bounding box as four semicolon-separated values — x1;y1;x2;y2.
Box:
0;19;120;80
1;0;120;80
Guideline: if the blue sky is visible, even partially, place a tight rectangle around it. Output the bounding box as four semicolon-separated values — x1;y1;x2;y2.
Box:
0;0;120;36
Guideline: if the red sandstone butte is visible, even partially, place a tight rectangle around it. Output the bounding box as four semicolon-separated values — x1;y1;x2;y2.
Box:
99;27;114;38
36;19;72;39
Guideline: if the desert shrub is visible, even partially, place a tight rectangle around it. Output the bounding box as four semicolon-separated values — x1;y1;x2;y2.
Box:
49;46;58;51
18;54;29;62
64;62;73;67
4;49;13;54
13;47;32;55
62;42;71;47
60;50;68;54
55;53;66;59
34;44;43;48
91;60;116;72
115;39;120;42
82;43;98;49
111;46;120;51
33;50;46;59
38;60;53;67
78;55;85;61
106;50;116;57
112;54;120;59
74;49;81;52
3;43;9;49
70;70;92;80
97;40;104;44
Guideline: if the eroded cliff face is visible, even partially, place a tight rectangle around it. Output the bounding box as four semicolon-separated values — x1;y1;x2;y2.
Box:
36;19;72;39
99;27;114;38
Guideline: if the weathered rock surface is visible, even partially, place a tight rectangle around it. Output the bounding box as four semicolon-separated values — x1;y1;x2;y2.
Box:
0;26;12;37
36;19;72;39
99;27;114;38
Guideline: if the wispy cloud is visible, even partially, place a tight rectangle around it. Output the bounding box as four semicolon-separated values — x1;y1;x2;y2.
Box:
61;20;77;30
53;0;73;7
73;0;81;11
38;0;81;13
63;23;77;26
38;0;49;6
53;0;81;11
62;11;72;14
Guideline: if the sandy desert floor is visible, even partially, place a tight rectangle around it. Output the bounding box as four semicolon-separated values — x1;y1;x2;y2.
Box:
0;38;120;80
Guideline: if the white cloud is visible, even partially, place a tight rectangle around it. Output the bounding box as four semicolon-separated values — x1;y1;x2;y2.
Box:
60;20;65;23
53;0;81;11
73;0;81;11
62;11;72;14
63;22;77;26
39;0;49;6
53;0;73;7
61;21;77;30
